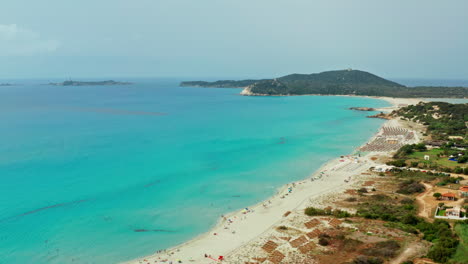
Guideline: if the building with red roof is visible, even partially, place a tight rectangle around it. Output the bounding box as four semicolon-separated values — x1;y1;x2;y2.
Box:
441;192;456;201
460;186;468;197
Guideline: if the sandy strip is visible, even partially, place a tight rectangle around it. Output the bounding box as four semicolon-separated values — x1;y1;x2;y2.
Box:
125;97;421;264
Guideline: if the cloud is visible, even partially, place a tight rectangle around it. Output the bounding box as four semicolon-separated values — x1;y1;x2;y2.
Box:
0;24;60;55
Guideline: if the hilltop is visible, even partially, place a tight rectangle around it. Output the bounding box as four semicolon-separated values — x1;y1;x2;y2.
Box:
181;70;468;98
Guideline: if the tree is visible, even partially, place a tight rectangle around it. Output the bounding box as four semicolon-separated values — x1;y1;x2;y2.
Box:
387;159;407;167
414;143;427;151
433;193;442;200
457;155;468;163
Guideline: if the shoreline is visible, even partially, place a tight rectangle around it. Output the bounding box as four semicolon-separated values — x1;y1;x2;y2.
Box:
125;96;422;264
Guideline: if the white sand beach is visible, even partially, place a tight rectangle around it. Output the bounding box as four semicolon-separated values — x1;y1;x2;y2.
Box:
126;97;423;264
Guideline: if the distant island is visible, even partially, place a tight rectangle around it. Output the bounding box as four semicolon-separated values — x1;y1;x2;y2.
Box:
0;83;14;86
49;80;132;86
180;79;262;88
181;69;468;98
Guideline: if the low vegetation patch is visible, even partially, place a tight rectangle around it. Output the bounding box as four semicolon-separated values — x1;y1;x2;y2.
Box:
452;221;468;264
351;255;384;264
361;240;401;258
396;179;425;194
304;207;351;218
394;102;468;141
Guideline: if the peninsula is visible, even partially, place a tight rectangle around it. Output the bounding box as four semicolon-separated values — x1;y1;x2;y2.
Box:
49;80;132;86
181;69;468;98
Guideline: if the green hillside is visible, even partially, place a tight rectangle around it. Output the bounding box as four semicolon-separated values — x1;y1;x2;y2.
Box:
181;70;468;98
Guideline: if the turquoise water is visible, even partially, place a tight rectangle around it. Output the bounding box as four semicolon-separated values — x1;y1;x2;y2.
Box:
0;79;389;263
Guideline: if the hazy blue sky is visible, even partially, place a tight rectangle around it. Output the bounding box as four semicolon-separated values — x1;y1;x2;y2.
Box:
1;0;467;79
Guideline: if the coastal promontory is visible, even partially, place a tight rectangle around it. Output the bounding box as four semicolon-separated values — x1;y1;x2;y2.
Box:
182;69;468;98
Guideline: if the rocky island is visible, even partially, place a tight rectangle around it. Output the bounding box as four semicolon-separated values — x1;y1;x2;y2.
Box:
349;107;376;111
49;80;132;86
182;69;468;98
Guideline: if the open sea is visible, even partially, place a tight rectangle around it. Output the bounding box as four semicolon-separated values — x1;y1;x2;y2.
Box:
1;78;399;263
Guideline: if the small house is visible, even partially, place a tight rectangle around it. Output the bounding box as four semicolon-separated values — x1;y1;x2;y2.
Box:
445;207;462;218
441;192;456;201
459;186;468;197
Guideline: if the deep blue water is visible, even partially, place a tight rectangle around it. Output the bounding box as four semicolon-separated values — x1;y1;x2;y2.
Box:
0;79;391;263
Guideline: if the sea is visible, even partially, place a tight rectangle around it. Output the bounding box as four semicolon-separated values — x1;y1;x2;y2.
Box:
0;78;463;263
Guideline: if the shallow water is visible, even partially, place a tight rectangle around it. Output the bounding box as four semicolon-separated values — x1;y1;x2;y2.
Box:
0;79;389;263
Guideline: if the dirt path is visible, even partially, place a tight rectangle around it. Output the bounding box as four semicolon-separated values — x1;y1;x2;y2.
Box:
390;242;426;264
415;183;434;221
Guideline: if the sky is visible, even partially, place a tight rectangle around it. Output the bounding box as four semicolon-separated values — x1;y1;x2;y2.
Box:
0;0;467;79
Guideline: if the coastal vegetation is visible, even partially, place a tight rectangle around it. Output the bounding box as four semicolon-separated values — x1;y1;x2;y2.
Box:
394;102;468;141
304;206;351;218
389;102;467;172
452;222;468;263
181;70;468;98
357;169;461;263
304;167;465;263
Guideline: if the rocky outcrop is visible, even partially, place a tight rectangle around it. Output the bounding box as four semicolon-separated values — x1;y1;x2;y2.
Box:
367;112;393;119
350;107;376;111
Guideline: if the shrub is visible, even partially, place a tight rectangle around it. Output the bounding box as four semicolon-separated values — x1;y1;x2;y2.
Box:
400;197;414;204
387;159;407;167
371;194;390;201
358;187;368;194
396;180;425;194
304;207;351;218
417;219;459;262
318;237;330;246
401;214;420;225
351;255;383;264
427;244;457;263
345;197;357;202
304;207;325;216
458;155;467;163
362;240;401;258
383;222;418;234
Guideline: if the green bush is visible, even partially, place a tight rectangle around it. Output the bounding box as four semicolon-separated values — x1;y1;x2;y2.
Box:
387;159;407;167
304;207;351;218
416;220;459;262
396;180;425;194
318;237;330;246
351;255;383;264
